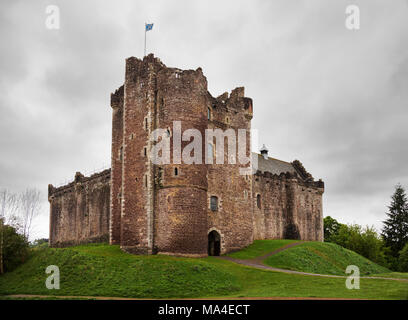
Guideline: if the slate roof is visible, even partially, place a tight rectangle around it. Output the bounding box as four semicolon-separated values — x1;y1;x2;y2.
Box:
252;153;296;175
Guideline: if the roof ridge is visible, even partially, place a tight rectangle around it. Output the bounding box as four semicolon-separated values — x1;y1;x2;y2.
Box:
252;152;292;165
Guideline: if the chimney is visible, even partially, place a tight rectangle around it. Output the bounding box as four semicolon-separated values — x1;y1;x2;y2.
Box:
260;144;269;159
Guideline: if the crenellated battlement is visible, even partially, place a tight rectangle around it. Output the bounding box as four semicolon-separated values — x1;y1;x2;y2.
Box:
254;167;324;190
110;85;124;109
48;169;111;200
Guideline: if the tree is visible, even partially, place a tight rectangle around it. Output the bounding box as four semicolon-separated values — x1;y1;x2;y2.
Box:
19;188;42;240
31;238;49;248
1;224;29;273
329;223;388;267
398;243;408;272
323;216;342;242
382;184;408;257
0;189;20;275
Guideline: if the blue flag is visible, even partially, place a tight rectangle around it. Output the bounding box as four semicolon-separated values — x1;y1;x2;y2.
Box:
145;23;154;31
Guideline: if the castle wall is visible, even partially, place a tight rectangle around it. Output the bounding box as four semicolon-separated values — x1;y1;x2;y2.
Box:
252;171;324;241
109;85;124;245
207;88;254;254
153;64;209;257
118;56;163;254
48;170;111;247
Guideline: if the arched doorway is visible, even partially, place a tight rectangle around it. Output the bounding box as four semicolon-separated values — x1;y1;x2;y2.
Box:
208;230;221;256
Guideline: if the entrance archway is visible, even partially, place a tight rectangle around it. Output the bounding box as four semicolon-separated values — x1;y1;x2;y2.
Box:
208;230;221;256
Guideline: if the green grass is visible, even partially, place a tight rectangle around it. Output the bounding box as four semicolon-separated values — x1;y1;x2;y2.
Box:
226;240;298;259
0;244;240;298
0;242;407;300
206;257;408;300
371;273;408;280
264;241;390;276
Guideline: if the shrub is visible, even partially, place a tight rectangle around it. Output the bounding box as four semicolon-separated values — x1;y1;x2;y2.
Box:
1;224;30;273
398;243;408;272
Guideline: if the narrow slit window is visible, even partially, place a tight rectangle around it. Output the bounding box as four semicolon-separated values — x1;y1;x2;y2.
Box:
210;196;218;211
207;143;214;163
174;167;178;176
119;146;123;162
257;194;261;209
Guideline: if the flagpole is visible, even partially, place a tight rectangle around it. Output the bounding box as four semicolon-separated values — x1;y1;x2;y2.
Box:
144;23;146;57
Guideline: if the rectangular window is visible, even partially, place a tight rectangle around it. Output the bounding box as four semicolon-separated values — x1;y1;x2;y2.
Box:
210;196;218;211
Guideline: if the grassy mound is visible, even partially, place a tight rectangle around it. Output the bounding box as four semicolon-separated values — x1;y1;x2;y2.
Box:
226;240;298;259
264;241;390;276
0;244;240;298
1;242;407;299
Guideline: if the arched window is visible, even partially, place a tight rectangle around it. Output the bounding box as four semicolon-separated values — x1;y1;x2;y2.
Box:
207;107;211;120
210;196;218;211
257;194;261;209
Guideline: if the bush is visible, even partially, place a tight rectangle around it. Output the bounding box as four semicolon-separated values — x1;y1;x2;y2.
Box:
398;243;408;272
323;216;341;242
30;238;49;248
1;224;30;273
327;223;389;268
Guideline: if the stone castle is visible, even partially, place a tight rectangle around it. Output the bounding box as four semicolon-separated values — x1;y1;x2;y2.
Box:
48;55;324;256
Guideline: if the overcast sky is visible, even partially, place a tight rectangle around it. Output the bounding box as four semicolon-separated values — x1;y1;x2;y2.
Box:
1;0;408;240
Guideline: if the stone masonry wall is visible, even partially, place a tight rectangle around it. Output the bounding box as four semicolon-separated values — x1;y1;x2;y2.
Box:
48;169;111;247
252;171;324;241
109;85;124;245
207;87;254;254
153;62;209;257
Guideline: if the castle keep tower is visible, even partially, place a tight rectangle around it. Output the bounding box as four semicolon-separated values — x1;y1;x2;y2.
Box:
110;55;210;256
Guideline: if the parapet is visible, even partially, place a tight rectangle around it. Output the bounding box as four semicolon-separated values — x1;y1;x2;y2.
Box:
110;85;124;109
48;168;111;200
292;160;313;182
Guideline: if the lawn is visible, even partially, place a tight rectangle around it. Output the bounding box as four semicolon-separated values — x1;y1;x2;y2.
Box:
263;241;390;276
0;242;407;299
226;240;298;259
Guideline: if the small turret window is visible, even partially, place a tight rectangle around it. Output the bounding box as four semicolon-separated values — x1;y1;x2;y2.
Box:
119;146;123;162
210;196;218;211
257;194;261;209
207;107;211;120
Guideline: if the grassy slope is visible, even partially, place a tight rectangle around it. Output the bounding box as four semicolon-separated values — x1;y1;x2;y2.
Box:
0;242;407;299
227;240;298;259
264;241;390;276
0;244;239;298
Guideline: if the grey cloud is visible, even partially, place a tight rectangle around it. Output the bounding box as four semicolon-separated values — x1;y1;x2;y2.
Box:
1;0;407;238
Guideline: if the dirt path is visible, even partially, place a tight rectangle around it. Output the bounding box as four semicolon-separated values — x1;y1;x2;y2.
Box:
1;294;363;300
254;241;303;262
219;243;408;282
